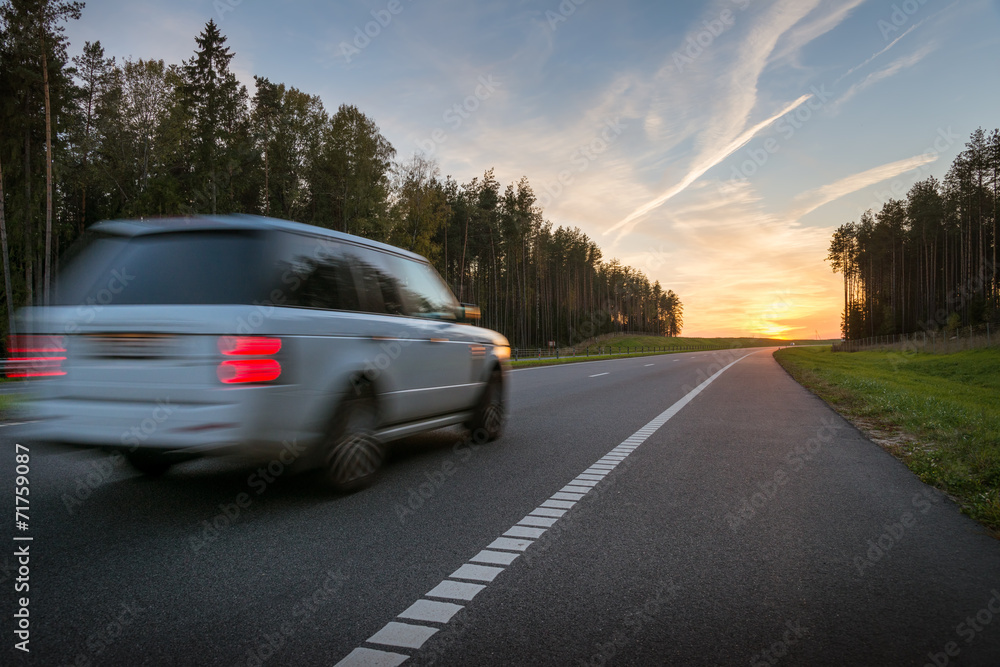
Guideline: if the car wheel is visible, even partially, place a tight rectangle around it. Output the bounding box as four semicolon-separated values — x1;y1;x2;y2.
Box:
324;388;384;492
124;450;172;477
468;369;505;444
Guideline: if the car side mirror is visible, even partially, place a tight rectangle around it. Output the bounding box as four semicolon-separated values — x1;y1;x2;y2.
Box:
459;304;481;323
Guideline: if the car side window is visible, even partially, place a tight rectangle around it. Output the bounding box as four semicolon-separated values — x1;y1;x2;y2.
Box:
346;246;406;316
382;255;459;320
279;235;361;311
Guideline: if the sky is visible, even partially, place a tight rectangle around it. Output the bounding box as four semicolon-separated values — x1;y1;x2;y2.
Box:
64;0;1000;339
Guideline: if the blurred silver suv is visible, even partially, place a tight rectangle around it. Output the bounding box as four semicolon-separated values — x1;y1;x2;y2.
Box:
16;215;509;490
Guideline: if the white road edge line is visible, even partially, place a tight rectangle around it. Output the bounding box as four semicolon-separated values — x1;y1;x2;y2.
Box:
333;350;757;666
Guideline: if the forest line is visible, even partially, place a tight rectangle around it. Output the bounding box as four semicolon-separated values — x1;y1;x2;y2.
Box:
827;127;999;340
0;4;684;348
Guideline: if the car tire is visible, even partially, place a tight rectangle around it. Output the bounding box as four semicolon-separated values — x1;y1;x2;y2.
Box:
468;369;505;444
324;387;384;492
124;450;172;477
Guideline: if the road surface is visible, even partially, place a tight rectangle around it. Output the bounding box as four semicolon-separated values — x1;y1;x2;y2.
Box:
2;348;999;666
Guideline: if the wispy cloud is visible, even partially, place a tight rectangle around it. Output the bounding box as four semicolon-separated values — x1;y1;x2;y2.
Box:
789;154;940;219
601;0;873;244
833;43;937;111
835;22;923;84
604;93;813;240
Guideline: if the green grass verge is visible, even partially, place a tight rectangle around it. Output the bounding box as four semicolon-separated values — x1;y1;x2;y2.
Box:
0;392;25;421
510;335;830;369
774;345;1000;534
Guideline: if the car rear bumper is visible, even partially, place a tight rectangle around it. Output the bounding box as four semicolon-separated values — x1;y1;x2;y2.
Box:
25;387;324;458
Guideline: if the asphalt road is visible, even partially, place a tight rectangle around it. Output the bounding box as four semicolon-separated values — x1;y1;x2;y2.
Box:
2;348;999;666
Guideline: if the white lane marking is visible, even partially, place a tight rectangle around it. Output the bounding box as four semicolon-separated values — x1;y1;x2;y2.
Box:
336;648;408;667
487;537;533;552
518;515;558;528
551;492;586;501
530;507;566;518
367;622;438;650
450;564;505;582
645;364;654;367
398;600;464;624
541;499;575;509
504;525;546;539
589;372;609;377
561;485;593;494
470;550;520;566
334;350;755;666
426;580;485;601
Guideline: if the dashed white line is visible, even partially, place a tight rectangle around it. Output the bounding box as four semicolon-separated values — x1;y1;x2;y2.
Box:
504;525;547;539
367;622;438;650
336;647;408;667
398;600;464;624
487;537;533;552
450;564;505;582
540;499;576;510
589;372;609;377
333;350;756;666
426;580;485;601
470;549;521;566
518;515;558;528
530;507;566;518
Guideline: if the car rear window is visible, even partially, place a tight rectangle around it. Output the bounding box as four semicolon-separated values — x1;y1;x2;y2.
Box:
52;230;272;306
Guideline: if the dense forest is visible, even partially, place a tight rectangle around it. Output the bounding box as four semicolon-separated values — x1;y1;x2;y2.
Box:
0;2;683;349
828;128;1000;340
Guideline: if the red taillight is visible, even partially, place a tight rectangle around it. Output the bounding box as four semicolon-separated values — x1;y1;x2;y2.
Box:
217;359;282;384
7;335;67;378
218;336;282;356
216;336;282;384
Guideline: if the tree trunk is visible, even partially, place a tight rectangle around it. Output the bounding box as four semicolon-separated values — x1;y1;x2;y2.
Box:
0;152;15;342
42;29;54;306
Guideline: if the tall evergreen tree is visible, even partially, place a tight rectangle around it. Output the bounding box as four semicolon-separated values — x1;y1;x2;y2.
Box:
181;19;247;214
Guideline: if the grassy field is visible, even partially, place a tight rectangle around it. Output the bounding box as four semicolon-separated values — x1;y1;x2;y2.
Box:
774;346;1000;534
0;392;24;421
